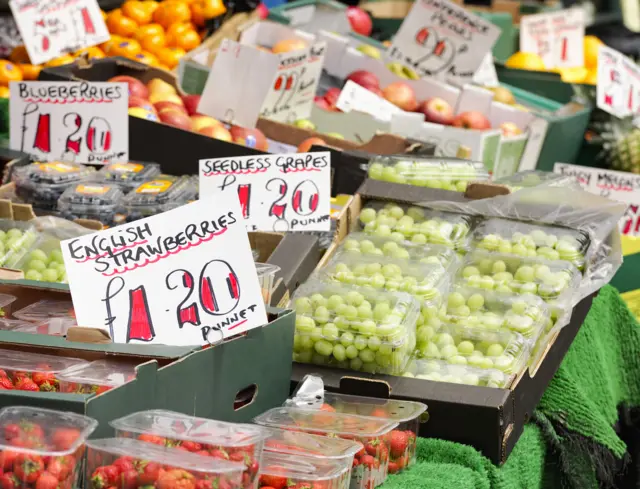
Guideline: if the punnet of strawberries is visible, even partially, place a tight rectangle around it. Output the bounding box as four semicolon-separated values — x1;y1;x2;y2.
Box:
0;407;98;489
257;451;351;489
86;438;246;489
110;411;270;489
57;360;138;396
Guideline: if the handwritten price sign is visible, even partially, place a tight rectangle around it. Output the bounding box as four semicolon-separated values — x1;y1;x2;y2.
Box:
10;0;109;65
199;152;331;232
387;0;500;85
62;196;268;346
9;81;129;164
520;8;585;69
596;45;631;118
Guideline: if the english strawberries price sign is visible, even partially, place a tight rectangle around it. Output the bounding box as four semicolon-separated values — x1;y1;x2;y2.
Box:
10;0;109;65
199;152;332;232
9;81;129;164
61;196;268;346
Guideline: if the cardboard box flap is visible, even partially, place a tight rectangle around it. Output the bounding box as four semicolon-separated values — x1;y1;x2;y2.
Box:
357;179;469;206
268;233;321;297
66;326;112;344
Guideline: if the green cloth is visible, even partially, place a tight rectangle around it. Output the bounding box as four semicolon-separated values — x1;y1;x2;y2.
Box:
383;285;640;489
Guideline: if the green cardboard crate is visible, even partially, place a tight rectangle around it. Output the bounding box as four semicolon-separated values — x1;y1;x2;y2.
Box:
496;64;576;104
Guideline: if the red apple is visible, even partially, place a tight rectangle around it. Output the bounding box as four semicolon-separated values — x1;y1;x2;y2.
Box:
346;7;372;36
346;70;380;91
256;3;268;19
452;111;491;130
323;88;342;109
314;96;335;111
382;82;418;111
158;108;193;131
418;97;454;125
229;126;269;151
129;96;155;113
181;94;201;116
191;114;221;132
298;137;326;153
198;125;233;142
154;101;187;114
499;122;522;137
109;75;149;99
369;87;384;97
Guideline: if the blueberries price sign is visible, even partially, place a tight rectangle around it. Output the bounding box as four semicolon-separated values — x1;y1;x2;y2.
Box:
61;196;268;346
387;0;500;85
9;81;129;164
519;8;585;69
199;152;331;232
10;0;109;65
596;45;631;118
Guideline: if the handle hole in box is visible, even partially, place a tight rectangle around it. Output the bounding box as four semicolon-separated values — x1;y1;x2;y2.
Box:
234;384;258;411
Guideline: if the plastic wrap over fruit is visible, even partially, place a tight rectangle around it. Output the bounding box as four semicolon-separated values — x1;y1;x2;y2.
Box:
416;185;625;305
492;170;582;192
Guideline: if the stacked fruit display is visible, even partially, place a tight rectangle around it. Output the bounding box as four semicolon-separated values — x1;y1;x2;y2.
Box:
0;348;87;391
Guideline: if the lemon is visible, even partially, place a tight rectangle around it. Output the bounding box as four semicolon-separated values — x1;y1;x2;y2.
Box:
559;66;588;84
505;52;547;71
583;69;598;86
584;35;603;69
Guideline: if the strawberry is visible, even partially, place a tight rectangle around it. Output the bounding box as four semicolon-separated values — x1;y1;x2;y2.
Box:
14;454;45;484
258;474;288;489
155;469;196;489
119;469;138;489
179;441;202;452
209;449;229;460
355;446;365;458
0;473;18;489
47;456;74;480
91;466;119;489
35;472;59;489
364;441;380;457
369;408;387;418
112;457;134;473
0;451;19;471
319;404;335;412
14;378;38;392
0;378;13;390
387;462;400;474
352;458;359;468
31;371;57;389
358;455;376;469
3;425;20;441
389;431;409;459
135;461;162;486
138;434;165;446
51;429;81;451
195;481;212;489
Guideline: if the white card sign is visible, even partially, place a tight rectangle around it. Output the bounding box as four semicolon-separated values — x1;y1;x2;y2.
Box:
10;0;109;65
472;53;499;87
520;8;585;69
199;152;331;232
10;81;129;164
553;162;640;235
198;39;280;128
622;56;640;119
597;45;631;118
336;80;402;121
260;41;326;124
387;0;501;85
62;196;268;345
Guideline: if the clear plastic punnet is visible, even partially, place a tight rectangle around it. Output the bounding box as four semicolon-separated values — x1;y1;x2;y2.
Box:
291;280;419;375
443;285;550;343
0;318;34;331
456;250;581;306
17;238;69;284
256;263;281;305
13;162;95;210
86;438;245;489
287;376;426;473
57;183;125;225
0;294;16;317
111;409;270;489
254;407;399;489
492;171;580;192
0;220;39;269
318;250;448;303
57;360;137;395
367;156;490;192
358;202;474;250
259;450;353;489
263;428;362;463
472;217;590;270
0;348;87;391
13;300;75;322
339;232;459;270
0;406;97;489
9;317;77;336
401;357;515;388
415;321;530;374
91;161;161;191
123;175;195;219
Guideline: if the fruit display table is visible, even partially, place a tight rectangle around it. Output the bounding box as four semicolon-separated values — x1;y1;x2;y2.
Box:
380;285;640;489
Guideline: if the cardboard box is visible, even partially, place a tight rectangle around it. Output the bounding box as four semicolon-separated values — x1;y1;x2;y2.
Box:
0;282;295;432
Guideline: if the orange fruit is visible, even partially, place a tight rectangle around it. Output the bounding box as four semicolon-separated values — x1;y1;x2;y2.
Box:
100;35;122;53
122;1;153;25
140;32;166;53
0;61;22;85
74;46;105;60
9;45;30;64
201;0;226;19
44;55;75;68
130;50;158;66
107;9;139;37
142;0;159;13
167;28;200;51
110;39;142;57
166;22;192;37
154;1;191;28
0;86;10;98
18;63;41;80
155;46;186;68
584;35;603;70
134;23;164;42
190;3;205;27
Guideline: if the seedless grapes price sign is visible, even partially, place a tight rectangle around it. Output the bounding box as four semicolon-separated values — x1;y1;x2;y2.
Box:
61;196;268;346
387;0;500;85
199;152;331;232
9;81;129;164
10;0;109;65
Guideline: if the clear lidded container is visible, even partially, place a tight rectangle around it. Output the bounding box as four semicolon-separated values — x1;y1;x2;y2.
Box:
13;300;75;323
338;232;459;270
367;156;489;192
86;438;245;489
111;409;270;489
7;317;77;336
0;220;39;269
256;263;281;305
17;238;68;284
291;280;419;375
254;407;399;489
456;250;581;305
258;450;352;489
123;175;195;220
57;182;125;226
472;217;590;270
0;294;16;317
0;318;34;331
263;428;362;463
492;171;579;191
57;360;137;395
91;161;161;192
415;321;530;374
0;348;87;391
358;202;473;250
13;162;95;210
401;357;514;388
0;406;98;489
